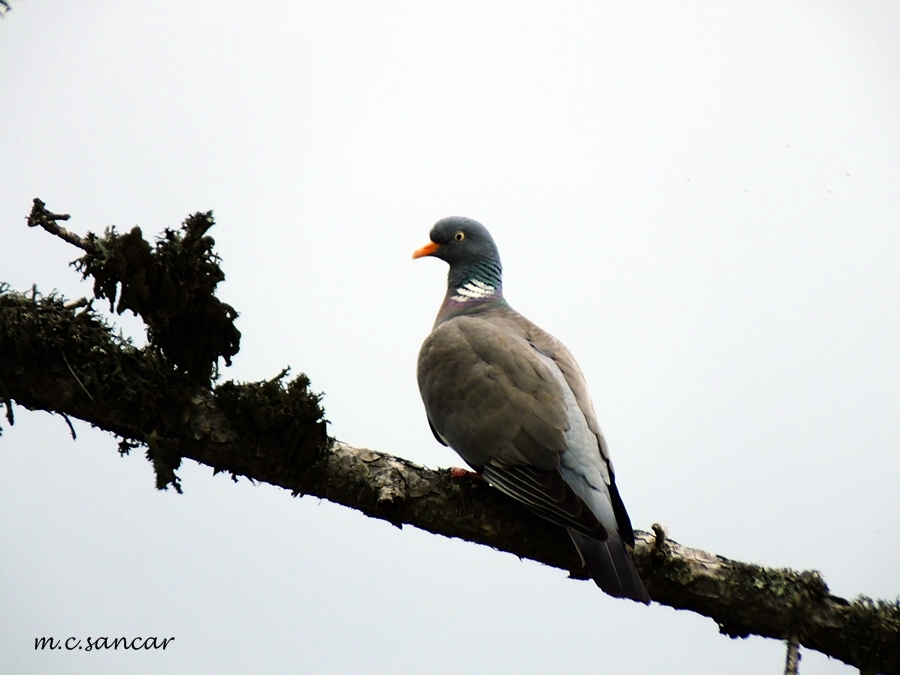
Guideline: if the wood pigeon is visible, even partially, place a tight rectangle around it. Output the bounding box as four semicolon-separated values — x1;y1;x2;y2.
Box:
415;216;650;603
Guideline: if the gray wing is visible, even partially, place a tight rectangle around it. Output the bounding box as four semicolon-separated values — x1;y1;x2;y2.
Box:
417;315;569;471
512;312;637;547
418;315;607;536
418;310;647;601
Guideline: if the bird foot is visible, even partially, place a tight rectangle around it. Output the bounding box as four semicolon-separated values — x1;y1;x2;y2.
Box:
447;468;485;511
447;467;484;481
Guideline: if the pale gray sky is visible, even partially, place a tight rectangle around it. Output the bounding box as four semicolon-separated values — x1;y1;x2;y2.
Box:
2;2;899;674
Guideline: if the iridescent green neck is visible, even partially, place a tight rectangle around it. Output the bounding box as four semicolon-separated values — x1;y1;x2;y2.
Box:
448;259;503;304
435;259;504;323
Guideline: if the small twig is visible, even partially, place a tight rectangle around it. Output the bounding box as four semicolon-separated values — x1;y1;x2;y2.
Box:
269;367;291;384
58;413;77;440
60;349;94;401
784;637;801;675
26;198;92;252
65;298;89;310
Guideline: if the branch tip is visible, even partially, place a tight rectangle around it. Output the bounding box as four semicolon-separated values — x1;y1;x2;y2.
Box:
59;413;77;440
27;198;90;251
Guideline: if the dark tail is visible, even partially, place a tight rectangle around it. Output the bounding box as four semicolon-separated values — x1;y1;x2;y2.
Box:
568;530;650;604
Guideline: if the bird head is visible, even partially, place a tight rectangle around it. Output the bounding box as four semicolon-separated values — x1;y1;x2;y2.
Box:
413;216;502;269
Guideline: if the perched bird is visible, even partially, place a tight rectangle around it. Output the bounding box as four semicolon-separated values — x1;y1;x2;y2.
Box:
414;216;649;603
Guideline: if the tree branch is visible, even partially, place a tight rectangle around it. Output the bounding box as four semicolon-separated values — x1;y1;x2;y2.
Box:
2;204;898;674
26;198;90;251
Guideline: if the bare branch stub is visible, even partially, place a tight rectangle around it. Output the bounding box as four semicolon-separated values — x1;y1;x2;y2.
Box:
784;637;801;675
26;199;92;252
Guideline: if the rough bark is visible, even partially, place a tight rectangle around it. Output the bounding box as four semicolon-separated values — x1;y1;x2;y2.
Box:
3;202;898;674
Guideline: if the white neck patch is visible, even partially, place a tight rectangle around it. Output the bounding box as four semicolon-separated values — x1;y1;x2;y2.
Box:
451;278;496;302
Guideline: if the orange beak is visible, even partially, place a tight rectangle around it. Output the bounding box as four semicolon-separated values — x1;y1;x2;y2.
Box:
412;241;441;259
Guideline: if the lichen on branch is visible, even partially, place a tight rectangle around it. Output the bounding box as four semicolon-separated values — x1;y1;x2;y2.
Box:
8;200;325;491
27;198;241;382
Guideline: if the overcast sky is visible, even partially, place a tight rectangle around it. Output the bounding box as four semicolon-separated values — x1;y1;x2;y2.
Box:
2;2;899;674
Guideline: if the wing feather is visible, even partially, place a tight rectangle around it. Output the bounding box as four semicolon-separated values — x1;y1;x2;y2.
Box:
481;463;608;540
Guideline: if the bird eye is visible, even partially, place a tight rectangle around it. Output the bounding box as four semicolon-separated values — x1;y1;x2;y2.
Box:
454;231;465;242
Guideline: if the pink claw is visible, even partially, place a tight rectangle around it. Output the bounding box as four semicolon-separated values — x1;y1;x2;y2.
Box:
448;467;484;481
